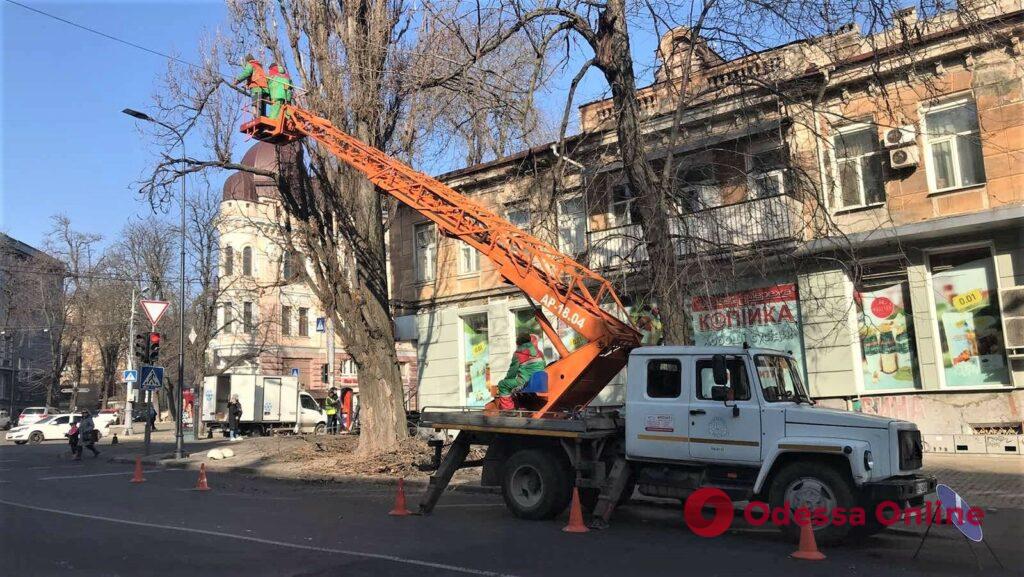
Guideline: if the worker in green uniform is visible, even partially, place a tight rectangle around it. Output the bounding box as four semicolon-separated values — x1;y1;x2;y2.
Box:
266;63;294;120
234;54;268;117
495;333;546;411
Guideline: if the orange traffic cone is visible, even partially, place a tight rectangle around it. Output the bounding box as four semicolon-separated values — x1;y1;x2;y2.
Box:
130;457;145;483
562;487;589;533
195;463;211;491
791;510;825;561
389;478;411;516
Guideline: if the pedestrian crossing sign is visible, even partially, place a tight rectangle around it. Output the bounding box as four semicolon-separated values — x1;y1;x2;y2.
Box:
140;365;164;391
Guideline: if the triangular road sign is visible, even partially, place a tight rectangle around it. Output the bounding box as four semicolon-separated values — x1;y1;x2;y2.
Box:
140;300;170;326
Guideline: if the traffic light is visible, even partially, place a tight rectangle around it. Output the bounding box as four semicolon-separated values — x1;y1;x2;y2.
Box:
134;334;147;362
321;363;329;383
148;332;162;363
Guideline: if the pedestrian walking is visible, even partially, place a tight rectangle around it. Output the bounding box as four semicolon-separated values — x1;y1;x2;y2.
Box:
67;422;81;460
78;410;101;458
227;394;243;441
147;404;158;431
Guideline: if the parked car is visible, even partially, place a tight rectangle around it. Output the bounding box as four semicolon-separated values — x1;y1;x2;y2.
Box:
0;409;10;430
95;409;119;429
16;407;57;427
6;412;111;445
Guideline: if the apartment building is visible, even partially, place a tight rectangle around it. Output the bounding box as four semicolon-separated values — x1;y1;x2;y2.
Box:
209;142;418;407
392;2;1024;453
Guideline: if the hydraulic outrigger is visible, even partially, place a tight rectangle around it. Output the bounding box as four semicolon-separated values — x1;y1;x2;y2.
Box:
243;106;641;416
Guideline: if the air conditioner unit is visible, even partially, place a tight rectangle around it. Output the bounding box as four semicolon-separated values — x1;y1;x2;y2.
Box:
884;125;917;147
1000;286;1024;349
889;145;920;169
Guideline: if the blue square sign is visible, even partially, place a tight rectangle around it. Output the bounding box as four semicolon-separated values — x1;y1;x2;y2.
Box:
139;365;164;391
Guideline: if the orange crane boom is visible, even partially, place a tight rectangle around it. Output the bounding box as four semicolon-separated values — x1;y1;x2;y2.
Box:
242;106;641;415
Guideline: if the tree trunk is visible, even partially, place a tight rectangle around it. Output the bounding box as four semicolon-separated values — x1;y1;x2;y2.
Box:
593;0;690;345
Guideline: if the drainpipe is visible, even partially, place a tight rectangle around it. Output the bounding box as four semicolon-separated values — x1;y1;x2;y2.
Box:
550;143;585;171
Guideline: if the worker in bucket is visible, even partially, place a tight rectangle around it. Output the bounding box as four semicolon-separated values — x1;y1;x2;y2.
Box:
234;54;268;117
266;63;294;119
495;333;545;410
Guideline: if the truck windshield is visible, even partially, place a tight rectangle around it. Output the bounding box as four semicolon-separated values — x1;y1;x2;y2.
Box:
754;355;810;403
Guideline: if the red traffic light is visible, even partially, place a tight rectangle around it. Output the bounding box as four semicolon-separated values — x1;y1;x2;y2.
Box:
149;332;161;345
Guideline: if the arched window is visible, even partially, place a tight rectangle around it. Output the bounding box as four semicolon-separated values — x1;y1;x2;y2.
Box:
242;246;253;277
223;246;234;276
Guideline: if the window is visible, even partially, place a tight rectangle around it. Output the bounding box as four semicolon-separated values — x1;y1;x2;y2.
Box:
458;241;479;274
928;247;1008;387
557;197;586;255
696;358;751;400
461;314;490;407
52;416;69;425
610;182;642;226
281;306;292;336
282;251;297;282
674;166;720;212
507;205;531;232
243;302;254;334
747;147;787;197
833;124;885;209
924;99;985;192
298;307;309;336
242;246;253;277
754;355;807;402
223;246;234;276
646;359;682;398
414;223;436;282
855;260;920;390
222;303;233;333
513;308;586;362
339;359;357;376
300;395;320;411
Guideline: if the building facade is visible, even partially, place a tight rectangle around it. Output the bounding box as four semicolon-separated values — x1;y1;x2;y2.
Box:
0;234;62;413
393;2;1024;454
208;143;418;407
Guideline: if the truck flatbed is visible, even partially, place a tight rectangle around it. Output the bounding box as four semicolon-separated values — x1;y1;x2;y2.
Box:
420;408;622;439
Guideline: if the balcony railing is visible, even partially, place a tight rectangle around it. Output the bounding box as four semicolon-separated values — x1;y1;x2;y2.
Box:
586;193;803;270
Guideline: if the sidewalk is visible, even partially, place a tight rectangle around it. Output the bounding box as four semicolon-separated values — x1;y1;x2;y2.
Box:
922;453;1024;509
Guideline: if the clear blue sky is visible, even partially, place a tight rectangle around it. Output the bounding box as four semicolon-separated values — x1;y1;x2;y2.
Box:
1;1;657;251
1;0;229;250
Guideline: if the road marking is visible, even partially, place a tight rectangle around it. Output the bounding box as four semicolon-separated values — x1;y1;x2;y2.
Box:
0;498;515;577
173;489;299;500
38;470;165;481
28;466;53;470
435;503;505;508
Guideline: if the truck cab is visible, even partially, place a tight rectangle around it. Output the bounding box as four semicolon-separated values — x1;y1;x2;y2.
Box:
624;346;933;542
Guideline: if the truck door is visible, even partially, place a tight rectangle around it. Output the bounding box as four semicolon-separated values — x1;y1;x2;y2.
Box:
625;356;691;461
688;356;762;463
263;378;282;421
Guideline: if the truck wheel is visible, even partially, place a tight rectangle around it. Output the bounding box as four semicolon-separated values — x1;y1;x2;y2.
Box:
313;423;326;435
28;431;44;445
768;462;855;545
501;449;572;520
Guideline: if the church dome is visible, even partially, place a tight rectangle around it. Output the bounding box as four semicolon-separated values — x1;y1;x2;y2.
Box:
222;141;297;202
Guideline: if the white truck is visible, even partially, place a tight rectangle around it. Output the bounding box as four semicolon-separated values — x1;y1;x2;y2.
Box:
419;346;935;544
201;374;327;437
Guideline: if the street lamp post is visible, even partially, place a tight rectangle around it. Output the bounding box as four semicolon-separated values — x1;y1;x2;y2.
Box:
123;108;187;460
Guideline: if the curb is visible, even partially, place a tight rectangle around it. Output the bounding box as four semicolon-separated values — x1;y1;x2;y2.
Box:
108;454;500;495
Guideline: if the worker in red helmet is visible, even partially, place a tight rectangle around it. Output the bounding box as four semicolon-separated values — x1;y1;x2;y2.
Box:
234;54;268;116
267;63;294;119
495;333;545;411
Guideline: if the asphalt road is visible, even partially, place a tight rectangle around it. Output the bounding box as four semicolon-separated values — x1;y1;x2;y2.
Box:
0;438;1019;577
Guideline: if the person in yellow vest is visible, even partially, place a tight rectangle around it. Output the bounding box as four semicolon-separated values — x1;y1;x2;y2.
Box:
325;388;340;434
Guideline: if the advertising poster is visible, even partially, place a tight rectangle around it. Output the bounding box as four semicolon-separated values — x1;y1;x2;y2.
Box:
930;254;1008;386
854;283;919;390
462;314;491;407
690;284;804;370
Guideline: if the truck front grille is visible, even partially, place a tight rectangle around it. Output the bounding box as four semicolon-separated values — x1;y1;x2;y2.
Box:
898;430;923;470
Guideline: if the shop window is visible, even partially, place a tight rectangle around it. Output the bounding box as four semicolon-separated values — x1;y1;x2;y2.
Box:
298;307;309;337
647;359;682;399
281;306;292;336
513;308;586;362
833;123;885;210
414;223;436;282
557;197;586;255
854;260;920;390
458;241;479;274
924;99;985;192
461;314;490;407
929;247;1009;386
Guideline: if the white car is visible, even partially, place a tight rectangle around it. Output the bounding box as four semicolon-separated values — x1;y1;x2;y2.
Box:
6;413;109;445
16;406;57;427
